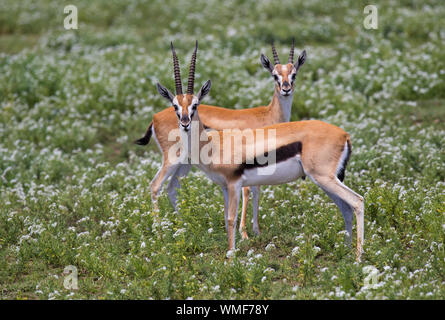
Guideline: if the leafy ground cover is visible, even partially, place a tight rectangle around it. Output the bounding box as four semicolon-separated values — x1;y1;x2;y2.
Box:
0;0;444;299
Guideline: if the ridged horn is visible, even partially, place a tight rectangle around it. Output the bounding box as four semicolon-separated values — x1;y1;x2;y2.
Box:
288;38;295;64
271;41;280;65
170;42;183;95
187;41;198;95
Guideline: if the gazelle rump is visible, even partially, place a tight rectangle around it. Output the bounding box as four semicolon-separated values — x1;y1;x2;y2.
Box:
154;50;365;261
135;41;306;240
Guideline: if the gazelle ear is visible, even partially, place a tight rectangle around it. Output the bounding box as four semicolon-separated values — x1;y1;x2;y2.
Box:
260;54;273;72
197;80;211;102
294;50;306;71
156;82;175;103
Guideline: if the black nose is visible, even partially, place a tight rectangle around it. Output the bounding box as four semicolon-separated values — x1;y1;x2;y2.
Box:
181;123;190;131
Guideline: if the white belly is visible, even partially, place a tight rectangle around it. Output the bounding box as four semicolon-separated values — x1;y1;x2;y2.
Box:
241;156;304;186
197;164;227;186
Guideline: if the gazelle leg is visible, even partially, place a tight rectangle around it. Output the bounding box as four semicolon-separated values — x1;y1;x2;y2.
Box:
239;187;250;239
239;186;261;238
310;175;364;261
221;186;229;232
227;182;242;251
251;186;261;235
323;190;353;246
166;164;192;211
150;161;178;217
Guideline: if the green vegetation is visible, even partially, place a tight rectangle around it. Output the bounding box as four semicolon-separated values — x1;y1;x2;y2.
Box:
0;0;444;299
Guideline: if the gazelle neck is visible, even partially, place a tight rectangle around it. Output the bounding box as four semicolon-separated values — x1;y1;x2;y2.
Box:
182;110;210;163
268;85;294;123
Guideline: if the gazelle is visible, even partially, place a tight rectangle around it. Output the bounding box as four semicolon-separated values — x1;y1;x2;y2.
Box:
155;45;365;261
135;41;306;240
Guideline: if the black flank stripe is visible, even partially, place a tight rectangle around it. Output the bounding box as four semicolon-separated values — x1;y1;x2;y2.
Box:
234;141;302;176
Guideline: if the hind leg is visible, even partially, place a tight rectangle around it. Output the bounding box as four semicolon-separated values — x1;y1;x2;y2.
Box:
166;164;192;211
310;174;364;261
323;190;354;246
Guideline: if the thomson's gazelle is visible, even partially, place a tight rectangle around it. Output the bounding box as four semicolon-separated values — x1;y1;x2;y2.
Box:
135;41;306;241
155;46;365;261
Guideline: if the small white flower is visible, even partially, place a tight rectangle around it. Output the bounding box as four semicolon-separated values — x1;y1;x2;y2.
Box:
226;249;235;259
291;246;300;256
173;228;186;238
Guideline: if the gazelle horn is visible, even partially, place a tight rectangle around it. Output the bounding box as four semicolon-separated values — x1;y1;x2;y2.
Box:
187;41;198;95
271;41;280;65
170;42;183;95
288;38;295;64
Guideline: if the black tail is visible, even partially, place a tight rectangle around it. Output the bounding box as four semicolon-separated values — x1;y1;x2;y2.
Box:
134;122;153;145
337;139;351;182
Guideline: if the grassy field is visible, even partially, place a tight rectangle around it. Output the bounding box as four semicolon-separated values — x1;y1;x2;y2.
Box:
0;0;444;300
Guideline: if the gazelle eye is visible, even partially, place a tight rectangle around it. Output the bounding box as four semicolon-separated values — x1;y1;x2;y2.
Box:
273;75;279;81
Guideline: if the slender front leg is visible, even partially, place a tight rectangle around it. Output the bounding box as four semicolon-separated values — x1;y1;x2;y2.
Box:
166;164;192;211
221;185;229;232
150;160;179;219
239;187;250;239
251;185;261;235
227;182;242;251
239;186;261;238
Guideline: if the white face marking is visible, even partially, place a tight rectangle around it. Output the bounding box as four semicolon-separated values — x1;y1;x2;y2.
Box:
272;70;283;87
188;96;199;117
175;96;200;132
172;96;182;114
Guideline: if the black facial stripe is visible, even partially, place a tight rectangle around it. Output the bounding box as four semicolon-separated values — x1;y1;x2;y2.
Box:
272;74;281;88
234;141;303;177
